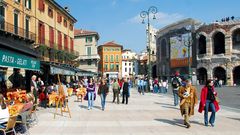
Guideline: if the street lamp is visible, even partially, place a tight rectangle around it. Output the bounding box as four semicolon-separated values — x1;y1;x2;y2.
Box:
140;6;157;92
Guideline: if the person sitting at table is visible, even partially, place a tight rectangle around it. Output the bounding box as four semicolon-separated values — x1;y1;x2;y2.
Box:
0;94;9;125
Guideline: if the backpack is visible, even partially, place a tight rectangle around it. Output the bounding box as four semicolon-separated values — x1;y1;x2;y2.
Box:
172;77;180;88
112;82;119;90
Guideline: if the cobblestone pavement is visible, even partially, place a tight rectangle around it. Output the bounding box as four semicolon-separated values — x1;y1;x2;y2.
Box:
29;88;240;135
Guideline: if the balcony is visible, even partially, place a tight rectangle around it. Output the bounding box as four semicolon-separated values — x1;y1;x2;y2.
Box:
78;54;100;60
35;38;80;57
0;21;36;42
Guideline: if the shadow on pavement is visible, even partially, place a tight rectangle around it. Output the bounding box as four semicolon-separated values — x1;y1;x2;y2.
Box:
79;105;102;110
226;117;240;121
154;118;186;128
161;105;179;110
154;102;173;106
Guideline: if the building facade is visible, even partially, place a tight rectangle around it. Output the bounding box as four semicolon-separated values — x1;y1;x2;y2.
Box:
34;0;78;64
196;17;240;86
121;49;138;78
0;0;81;89
156;18;200;81
98;41;123;79
74;29;100;73
0;0;40;90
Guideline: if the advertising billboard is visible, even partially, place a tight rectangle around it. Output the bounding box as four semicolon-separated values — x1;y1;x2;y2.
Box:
170;33;192;68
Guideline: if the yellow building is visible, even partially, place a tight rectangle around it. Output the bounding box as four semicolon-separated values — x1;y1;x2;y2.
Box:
98;41;123;78
0;0;78;89
34;0;78;64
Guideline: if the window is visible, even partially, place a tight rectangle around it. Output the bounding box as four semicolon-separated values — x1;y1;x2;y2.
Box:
129;68;131;73
25;0;31;9
125;63;127;66
64;35;68;51
57;12;62;23
38;22;45;44
116;64;119;70
58;31;62;50
133;68;135;72
116;55;119;62
64;19;67;27
125;68;127;72
38;0;45;12
87;46;91;56
25;16;30;38
110;55;114;62
0;6;5;29
129;63;131;66
49;26;54;48
69;23;73;31
48;7;53;18
104;64;108;71
110;64;114;70
14;11;19;34
105;55;108;62
86;37;92;43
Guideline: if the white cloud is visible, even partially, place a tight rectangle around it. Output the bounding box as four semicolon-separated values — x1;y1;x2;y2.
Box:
128;12;185;28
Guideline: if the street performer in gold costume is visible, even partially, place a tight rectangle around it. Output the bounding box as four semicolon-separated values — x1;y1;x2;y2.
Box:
178;79;198;128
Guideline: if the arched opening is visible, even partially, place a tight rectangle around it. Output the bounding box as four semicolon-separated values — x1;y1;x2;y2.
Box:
161;39;167;58
198;35;207;54
213;66;226;85
213;32;225;54
198;35;206;54
232;29;240;52
197;67;208;85
233;66;240;85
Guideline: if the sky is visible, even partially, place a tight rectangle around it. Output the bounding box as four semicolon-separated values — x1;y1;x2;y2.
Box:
56;0;240;53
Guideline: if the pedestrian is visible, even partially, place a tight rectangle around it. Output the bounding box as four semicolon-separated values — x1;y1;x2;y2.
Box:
178;79;198;128
98;79;109;111
153;78;159;93
112;79;120;104
171;72;182;106
161;80;168;94
122;78;129;104
140;78;144;95
86;78;96;110
30;75;38;105
198;79;220;127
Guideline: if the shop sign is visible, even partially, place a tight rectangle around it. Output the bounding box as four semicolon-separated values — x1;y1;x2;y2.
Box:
0;51;40;71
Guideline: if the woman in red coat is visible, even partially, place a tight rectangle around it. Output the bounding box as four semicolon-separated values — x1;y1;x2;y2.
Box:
198;79;220;127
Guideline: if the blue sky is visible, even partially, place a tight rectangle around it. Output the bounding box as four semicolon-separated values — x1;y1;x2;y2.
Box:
56;0;240;53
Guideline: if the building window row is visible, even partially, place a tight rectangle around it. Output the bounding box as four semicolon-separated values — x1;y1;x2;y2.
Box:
104;47;120;52
104;64;119;71
38;0;73;31
38;22;74;51
104;54;120;62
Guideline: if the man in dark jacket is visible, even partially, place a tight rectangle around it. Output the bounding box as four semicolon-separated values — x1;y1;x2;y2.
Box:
122;78;129;104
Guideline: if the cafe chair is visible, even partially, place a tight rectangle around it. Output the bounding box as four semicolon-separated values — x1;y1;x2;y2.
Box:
0;115;18;135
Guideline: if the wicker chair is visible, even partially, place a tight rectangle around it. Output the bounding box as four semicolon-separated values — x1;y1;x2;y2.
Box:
0;115;18;135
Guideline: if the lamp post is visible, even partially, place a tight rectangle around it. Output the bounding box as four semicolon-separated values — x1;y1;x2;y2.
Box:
140;6;157;92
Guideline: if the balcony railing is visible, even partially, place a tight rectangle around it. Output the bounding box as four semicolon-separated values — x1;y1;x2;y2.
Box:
35;37;80;57
78;54;100;60
0;21;36;41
